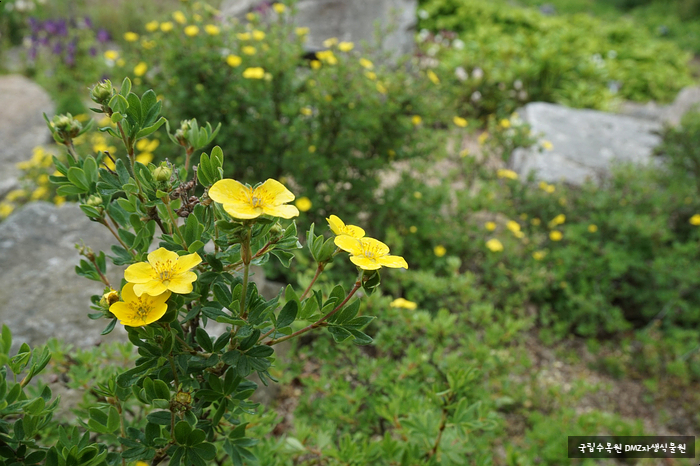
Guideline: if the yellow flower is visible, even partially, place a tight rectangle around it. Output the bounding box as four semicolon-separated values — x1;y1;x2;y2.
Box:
141;39;157;49
308;145;316;153
453;116;468;127
104;50;119;60
376;82;387;94
427;70;440;84
6;189;26;201
459;149;469;158
109;283;171;327
327;215;365;238
136;152;154;164
251;30;265;41
531;218;541;226
125;248;201;297
334;236;408;270
434;245;446;257
478;132;489;145
136;139;159;152
542;140;553;150
520;213;528;220
100;288;120;307
499;119;511;128
205;24;220;35
409;226;417;233
299;107;313;116
338;41;354;52
193;14;203;22
246;12;257;21
242;45;256;55
549;214;565;227
310;60;322;70
513;230;525;238
497;169;518;180
359;58;374;69
588;224;598;233
134;62;148;77
411;115;422;126
295;27;309;36
242;67;265;79
145;21;160;32
237;32;251;40
316;50;337;65
117;59;126;67
295;196;312;212
209;178;299;219
364;71;377;80
486;238;503;252
173;10;187;24
506;220;520;233
323;37;338;48
226;55;242;67
390;298;417;310
532;251;546;260
160;21;174;32
30;186;48;200
690;214;700;225
272;3;286;13
0;202;13;218
413;191;422;199
539;181;555;193
184;25;199;36
549;230;563;241
124;32;139;42
54;196;66;206
485;221;496;231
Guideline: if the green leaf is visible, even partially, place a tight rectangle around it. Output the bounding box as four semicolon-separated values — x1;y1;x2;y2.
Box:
136;116;166;139
120;76;132;96
67;167;89;192
328;326;352;343
109;93;129;114
173;421;192;445
1;324;12;354
82;156;98;186
276;300;298;329
188;240;205;253
195;328;213;353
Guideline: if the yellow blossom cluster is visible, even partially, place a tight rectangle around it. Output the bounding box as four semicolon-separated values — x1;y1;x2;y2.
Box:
327;215;407;270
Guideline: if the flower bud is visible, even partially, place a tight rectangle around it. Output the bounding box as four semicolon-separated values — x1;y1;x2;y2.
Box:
52;113;82;139
85;194;103;207
153;163;173;182
100;288;120;307
269;224;283;237
91;79;114;104
174;119;193;146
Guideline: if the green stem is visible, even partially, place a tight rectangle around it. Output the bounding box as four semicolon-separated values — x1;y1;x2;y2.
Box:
300;263;324;300
64;139;79;164
267;278;362;346
164;199;188;250
100;219;136;257
168;354;180;388
116;120;145;198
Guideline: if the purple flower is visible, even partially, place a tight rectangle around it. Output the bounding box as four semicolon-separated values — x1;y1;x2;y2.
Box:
52;41;63;55
28;47;37;60
44;20;58;35
28;17;40;34
57;20;68;36
67;40;77;54
84;16;93;29
65;53;75;66
96;29;110;43
90;47;97;57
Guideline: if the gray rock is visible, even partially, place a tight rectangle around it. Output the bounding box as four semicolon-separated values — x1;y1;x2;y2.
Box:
221;0;418;57
0;202;127;354
618;86;700;126
511;102;662;185
0;75;54;198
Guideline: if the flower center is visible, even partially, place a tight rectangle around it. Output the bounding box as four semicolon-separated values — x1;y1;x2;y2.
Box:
154;260;174;283
132;300;152;322
251;196;263;207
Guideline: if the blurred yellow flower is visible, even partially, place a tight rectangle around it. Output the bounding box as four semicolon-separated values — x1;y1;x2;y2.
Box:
520;213;528;220
499;119;511;128
205;24;220;35
531;218;541;226
145;21;159;32
690;214;700;225
542;140;553;150
295;27;309;36
136;152;154;164
272;3;286;13
506;220;520;233
409;226;417;233
226;55;242;67
485;221;496;231
161;21;174;32
246;12;256;21
434;245;447;257
295;196;312;212
427;70;440;84
193;14;203;22
549;230;563;241
308;145;316;153
116;58;126;67
323;37;338;48
184;25;199;36
54;196;66;206
252;30;265;40
453;116;468;127
310;60;321;70
300;107;313;116
411;115;422;126
486;238;503;252
376;82;387;94
124;32;139;42
364;71;377;80
459;149;469;158
173;11;187;24
136;139;159;152
316;50;337;64
104;50;119;60
242;45;256;55
390;298;417;310
497;169;518;180
237;32;251;40
338;41;354;52
134;62;148;77
6;189;25;202
549;214;565;227
588;224;598;232
359;58;374;69
539;181;555;193
0;203;14;218
532;251;546;260
141;39;157;49
242;67;265;79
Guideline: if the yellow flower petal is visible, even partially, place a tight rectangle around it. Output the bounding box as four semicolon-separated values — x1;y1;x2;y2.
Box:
167;273;198;294
350;256;381;270
378;255;409;269
209;179;249;204
334;235;364;256
263;204;300;219
259;178;295;204
148;247;180;267
110;284;171;327
124;262;154;284
222;203;262;219
174;253;203;273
